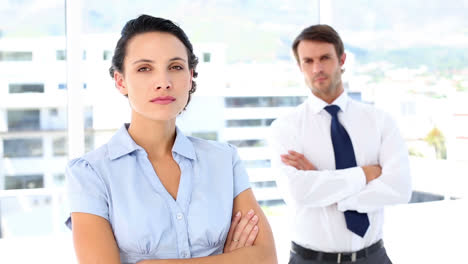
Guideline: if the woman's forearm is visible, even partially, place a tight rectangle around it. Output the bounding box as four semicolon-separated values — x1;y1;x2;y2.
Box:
139;244;277;264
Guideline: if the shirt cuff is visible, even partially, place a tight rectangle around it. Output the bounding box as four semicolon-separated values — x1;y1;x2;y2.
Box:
345;166;366;199
68;192;109;221
337;167;366;212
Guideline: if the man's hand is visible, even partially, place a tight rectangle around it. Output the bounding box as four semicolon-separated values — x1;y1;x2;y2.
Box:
280;150;317;171
223;209;259;253
362;165;382;183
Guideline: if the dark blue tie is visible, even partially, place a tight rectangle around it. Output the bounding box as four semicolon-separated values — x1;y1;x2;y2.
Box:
324;105;370;238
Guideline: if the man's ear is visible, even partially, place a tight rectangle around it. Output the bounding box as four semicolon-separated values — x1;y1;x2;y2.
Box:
114;71;128;96
340;52;347;67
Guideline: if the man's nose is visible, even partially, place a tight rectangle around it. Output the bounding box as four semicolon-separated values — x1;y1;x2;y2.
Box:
312;62;323;74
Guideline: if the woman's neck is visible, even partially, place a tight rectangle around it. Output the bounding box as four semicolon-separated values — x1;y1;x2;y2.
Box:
127;113;176;159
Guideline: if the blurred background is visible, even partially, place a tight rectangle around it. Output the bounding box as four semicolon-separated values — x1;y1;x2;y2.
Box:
0;0;467;263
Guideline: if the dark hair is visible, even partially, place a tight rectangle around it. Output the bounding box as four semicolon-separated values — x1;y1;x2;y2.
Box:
109;14;199;109
292;24;344;64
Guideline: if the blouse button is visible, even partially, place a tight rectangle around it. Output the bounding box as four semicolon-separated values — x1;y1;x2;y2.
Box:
176;213;183;220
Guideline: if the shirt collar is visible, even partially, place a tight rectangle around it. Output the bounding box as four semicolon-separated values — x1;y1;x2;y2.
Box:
108;124;196;161
172;126;197;161
308;90;349;114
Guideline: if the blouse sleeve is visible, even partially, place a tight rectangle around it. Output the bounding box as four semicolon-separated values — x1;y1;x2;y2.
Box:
228;144;251;198
65;158;110;228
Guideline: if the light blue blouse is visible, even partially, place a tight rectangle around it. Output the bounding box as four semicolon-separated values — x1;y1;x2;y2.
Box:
66;124;250;264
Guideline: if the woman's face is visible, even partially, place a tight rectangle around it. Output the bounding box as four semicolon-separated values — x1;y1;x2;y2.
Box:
114;32;192;122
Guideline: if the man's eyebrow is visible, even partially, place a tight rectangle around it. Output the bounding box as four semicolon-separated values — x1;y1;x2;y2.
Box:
302;53;332;61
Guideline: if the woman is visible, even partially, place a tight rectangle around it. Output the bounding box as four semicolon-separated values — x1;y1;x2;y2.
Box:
66;14;277;264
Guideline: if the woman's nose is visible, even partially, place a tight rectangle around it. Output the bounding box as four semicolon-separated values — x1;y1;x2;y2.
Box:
154;73;171;90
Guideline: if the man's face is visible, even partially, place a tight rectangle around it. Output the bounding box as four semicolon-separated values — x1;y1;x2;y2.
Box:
297;40;346;102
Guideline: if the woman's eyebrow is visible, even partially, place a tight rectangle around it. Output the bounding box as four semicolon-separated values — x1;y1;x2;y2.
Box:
132;57;186;64
169;57;187;62
132;59;154;64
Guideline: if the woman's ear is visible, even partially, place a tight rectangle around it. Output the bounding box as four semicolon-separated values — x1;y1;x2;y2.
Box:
114;71;128;96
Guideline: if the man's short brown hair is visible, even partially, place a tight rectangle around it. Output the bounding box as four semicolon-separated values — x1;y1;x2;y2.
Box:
292;24;344;63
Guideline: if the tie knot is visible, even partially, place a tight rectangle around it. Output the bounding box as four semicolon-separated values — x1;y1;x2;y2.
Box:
324;105;340;117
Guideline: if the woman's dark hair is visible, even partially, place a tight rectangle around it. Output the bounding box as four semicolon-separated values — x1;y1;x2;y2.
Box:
292;24;344;64
109;14;199;109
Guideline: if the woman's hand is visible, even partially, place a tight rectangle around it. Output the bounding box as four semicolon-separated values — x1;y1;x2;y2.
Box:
223;209;259;253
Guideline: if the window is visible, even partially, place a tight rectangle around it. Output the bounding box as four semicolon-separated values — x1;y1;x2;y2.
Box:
226;119;275;127
0;51;32;61
49;108;58;116
3;138;43;158
331;0;468;206
103;50;112;60
242;159;271;168
85;133;95;153
53;173;65;187
5;175;44;190
57;83;87;89
9;83;44;93
251;181;277;188
84;107;93;129
228;139;266;147
225;96;307;108
191;131;218;141
203;52;211;63
7;110;40;131
53;137;67;156
56;50;66;60
228;139;266;148
56;50;86;60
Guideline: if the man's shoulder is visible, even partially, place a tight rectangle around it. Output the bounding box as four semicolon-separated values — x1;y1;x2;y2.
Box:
272;100;308;128
348;99;396;128
349;99;388;117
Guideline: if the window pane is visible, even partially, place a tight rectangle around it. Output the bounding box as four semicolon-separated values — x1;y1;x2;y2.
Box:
56;50;66;60
242;159;271;168
9;83;45;93
228;139;266;147
3;138;43;158
7;110;40;131
225;96;307;108
191;131;218;141
53;137;67;156
5;175;44;190
0;51;33;61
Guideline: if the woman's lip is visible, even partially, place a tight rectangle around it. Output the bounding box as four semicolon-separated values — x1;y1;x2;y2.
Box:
150;96;176;104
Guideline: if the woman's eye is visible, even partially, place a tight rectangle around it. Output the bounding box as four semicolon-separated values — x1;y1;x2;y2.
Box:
171;65;183;70
138;67;150;72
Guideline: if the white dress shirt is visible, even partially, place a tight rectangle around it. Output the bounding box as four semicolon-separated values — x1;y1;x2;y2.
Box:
269;91;412;253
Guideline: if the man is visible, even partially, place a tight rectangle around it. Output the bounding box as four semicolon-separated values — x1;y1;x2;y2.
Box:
269;24;412;263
